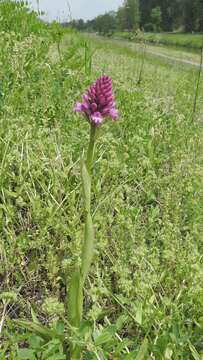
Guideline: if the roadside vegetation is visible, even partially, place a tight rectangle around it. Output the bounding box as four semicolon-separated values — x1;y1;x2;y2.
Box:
114;31;203;50
0;1;203;359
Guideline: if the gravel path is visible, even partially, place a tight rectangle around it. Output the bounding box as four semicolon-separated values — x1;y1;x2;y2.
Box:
110;36;202;68
144;48;201;67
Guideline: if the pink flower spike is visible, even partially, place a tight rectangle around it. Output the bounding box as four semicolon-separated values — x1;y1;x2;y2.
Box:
83;94;89;102
81;102;89;111
110;109;119;120
74;102;83;112
91;112;103;124
74;75;118;126
91;103;98;111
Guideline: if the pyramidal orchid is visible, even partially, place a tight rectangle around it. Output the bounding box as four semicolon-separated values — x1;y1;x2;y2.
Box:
74;75;118;125
68;75;118;359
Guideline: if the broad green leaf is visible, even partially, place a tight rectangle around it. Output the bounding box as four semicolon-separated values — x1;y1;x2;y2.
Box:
17;349;36;360
29;335;44;350
115;315;128;331
31;307;40;324
55;320;65;336
81;212;94;282
68;269;83;328
14;320;53;341
41;338;61;358
0;291;17;302
79;320;92;339
4;189;18;198
94;325;117;346
135;303;143;326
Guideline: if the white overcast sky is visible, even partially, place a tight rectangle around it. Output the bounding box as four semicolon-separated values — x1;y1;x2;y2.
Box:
28;0;123;21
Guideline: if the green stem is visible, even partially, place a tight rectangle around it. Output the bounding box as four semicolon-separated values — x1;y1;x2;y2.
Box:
86;123;97;174
81;122;97;285
68;123;97;360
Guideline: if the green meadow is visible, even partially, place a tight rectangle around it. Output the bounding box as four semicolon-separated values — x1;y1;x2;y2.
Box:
0;3;203;359
115;31;203;50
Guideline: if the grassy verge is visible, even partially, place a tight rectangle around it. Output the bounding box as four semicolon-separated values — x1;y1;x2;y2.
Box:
0;9;203;359
115;31;203;50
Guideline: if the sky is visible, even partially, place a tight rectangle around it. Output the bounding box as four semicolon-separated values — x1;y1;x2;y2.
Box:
28;0;123;22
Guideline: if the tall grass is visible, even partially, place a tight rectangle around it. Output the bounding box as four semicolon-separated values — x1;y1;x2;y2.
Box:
0;2;203;359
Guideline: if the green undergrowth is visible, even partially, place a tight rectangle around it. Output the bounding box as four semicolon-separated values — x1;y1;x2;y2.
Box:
115;31;203;50
0;4;203;359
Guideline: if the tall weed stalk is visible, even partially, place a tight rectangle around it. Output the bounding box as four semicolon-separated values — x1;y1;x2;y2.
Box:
191;43;203;122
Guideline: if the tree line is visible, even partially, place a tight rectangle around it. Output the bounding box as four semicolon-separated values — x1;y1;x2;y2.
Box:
65;0;203;33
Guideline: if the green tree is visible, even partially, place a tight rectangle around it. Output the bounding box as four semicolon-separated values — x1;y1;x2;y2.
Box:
117;6;127;30
124;0;140;30
66;0;203;34
194;0;203;31
93;12;116;34
151;6;162;31
139;0;153;30
183;0;196;32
